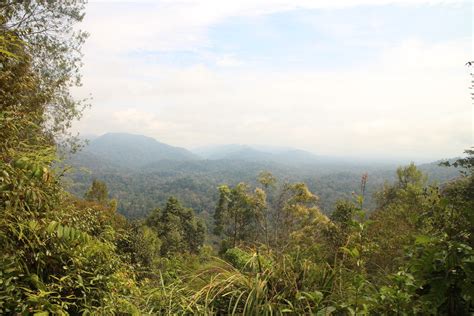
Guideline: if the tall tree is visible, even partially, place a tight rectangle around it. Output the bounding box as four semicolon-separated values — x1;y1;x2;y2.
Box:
368;164;434;272
257;171;276;247
213;183;265;250
273;182;319;247
84;179;109;203
146;197;205;256
1;0;88;148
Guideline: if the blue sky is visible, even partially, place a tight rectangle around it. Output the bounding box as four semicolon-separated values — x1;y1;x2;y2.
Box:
124;3;470;70
73;0;472;162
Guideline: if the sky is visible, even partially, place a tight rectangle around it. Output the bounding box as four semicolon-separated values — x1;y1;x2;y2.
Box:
72;0;473;162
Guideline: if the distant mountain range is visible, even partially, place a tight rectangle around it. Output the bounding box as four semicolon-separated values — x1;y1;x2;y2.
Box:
66;132;460;218
192;144;329;165
76;133;375;169
78;133;199;169
72;133;460;172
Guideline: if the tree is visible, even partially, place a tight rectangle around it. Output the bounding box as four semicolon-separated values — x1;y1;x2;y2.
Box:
213;178;323;252
146;197;205;256
84;179;109;203
368;164;433;272
213;185;231;237
273;182;319;247
1;0;88;148
331;200;357;232
213;183;266;251
375;163;427;209
405;150;474;315
258;171;276;189
396;163;426;189
369;152;474;315
257;171;276;247
186;216;206;254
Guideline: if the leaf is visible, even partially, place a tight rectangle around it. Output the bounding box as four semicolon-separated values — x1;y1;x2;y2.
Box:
352;247;360;258
317;306;336;315
46;221;59;234
0;48;18;59
415;235;432;245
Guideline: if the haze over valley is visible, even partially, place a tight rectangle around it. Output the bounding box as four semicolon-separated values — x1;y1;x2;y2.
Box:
66;132;459;219
2;1;472;314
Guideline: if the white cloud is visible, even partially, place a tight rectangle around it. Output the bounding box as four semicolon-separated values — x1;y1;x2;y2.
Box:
82;0;466;53
72;37;472;161
215;55;244;67
71;1;472;161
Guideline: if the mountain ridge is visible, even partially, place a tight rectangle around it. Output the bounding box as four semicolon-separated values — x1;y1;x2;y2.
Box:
66;132;460;218
74;132;457;170
80;132;199;168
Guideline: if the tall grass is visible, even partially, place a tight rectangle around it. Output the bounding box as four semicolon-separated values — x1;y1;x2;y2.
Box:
179;249;338;315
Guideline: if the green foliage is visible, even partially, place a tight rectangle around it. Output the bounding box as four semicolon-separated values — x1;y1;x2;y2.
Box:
331;200;357;231
441;147;474;176
2;117;472;315
0;179;142;313
0;2;143;313
186;248;335;315
213;183;267;249
84;179;109;203
258;170;277;189
1;0;89;144
65;143;459;220
223;248;255;270
130;225;162;269
146;197;205;256
181;162;473;315
1;2;472;313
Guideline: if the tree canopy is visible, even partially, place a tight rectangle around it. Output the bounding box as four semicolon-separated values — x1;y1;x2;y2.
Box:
0;1;472;314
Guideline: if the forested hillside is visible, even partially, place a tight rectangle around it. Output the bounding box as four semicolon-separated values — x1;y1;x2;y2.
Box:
79;133;199;168
1;1;472;315
65;133;459;220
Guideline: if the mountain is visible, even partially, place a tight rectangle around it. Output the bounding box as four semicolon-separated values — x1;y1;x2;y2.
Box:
65;133;461;219
193;144;273;160
77;133;199;169
192;144;328;165
76;134;396;171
